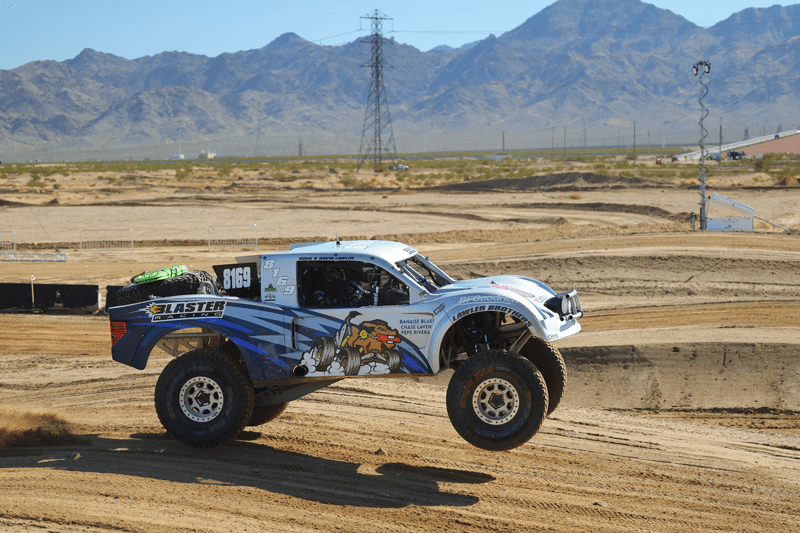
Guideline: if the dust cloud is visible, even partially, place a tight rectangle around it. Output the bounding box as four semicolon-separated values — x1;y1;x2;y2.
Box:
0;410;89;447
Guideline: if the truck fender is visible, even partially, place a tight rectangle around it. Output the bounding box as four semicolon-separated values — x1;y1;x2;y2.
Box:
118;323;270;381
426;296;547;374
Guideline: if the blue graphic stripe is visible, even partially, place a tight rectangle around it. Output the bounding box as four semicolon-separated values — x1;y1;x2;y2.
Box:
196;317;252;333
229;336;265;355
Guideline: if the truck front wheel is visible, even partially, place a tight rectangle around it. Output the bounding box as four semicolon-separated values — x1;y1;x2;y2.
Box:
154;348;254;447
446;350;548;451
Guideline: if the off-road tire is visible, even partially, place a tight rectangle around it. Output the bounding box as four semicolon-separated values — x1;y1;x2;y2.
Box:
446;349;548;451
340;346;362;376
154;348;254;448
518;338;567;416
385;348;401;373
116;270;215;305
247;403;287;427
312;337;337;371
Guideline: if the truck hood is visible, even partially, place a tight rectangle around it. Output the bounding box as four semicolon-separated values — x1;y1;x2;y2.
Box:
435;275;557;305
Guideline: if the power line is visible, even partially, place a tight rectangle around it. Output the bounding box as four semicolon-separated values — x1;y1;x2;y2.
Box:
313;28;364;44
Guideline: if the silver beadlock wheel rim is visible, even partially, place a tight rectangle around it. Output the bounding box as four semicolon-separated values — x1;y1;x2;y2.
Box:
472;377;520;425
179;376;224;422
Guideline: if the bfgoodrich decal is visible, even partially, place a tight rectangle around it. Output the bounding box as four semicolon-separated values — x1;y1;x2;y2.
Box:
144;300;226;322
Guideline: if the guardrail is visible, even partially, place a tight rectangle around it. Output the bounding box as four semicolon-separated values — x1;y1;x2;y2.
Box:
79;229;134;257
678;130;800;161
208;224;259;251
0;252;68;261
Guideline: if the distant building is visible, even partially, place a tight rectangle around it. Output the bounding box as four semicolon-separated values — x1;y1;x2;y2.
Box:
199;150;216;159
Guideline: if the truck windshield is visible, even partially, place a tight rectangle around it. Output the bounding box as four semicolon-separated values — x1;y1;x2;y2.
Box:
396;254;454;292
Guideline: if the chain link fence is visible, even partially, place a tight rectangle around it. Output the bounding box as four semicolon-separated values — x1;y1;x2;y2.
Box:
208;224;259;251
79;229;134;257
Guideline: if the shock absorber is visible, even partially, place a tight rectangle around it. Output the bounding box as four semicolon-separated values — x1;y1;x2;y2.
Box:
464;317;495;355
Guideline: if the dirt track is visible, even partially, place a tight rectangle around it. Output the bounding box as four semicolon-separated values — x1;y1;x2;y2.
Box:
1;176;800;532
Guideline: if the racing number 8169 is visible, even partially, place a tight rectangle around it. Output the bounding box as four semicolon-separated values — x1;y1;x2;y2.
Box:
264;259;296;295
222;266;251;290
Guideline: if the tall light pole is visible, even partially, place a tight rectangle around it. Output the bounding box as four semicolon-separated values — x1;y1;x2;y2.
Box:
693;59;711;230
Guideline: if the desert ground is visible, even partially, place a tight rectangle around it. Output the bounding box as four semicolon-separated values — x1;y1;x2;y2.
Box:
1;157;799;532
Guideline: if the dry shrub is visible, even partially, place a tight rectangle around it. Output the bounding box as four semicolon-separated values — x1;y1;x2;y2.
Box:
0;411;89;447
568;192;584;200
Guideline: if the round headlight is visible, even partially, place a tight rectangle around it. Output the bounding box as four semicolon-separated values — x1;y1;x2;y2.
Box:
561;297;571;315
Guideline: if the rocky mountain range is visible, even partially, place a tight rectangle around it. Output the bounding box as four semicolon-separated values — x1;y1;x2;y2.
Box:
2;0;800;157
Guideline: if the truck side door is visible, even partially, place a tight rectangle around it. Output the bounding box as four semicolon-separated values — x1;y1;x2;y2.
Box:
290;260;437;377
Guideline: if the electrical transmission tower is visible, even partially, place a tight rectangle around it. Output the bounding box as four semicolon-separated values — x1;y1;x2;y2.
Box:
357;10;397;171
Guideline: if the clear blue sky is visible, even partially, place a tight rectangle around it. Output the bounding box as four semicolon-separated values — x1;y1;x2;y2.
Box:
0;0;797;70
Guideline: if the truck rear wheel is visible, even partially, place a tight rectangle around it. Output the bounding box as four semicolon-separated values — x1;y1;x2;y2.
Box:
446;349;548;451
154;348;254;447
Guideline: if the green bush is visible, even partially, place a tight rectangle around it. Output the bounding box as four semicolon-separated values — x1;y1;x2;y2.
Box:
340;175;370;188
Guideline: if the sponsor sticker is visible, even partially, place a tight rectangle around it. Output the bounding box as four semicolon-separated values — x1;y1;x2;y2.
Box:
144;300;226;322
452;304;532;327
458;295;516;304
493;285;534;299
264;283;277;301
297;255;356;261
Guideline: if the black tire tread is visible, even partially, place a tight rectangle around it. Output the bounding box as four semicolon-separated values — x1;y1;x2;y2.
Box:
116;270;214;305
154;348;254;448
446;349;548;451
247;403;288;427
518;338;567;416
